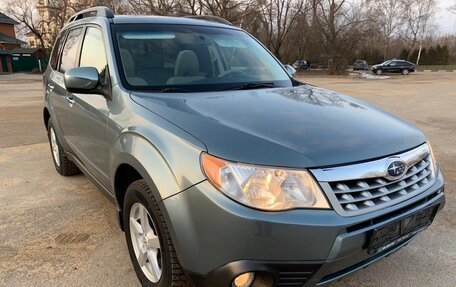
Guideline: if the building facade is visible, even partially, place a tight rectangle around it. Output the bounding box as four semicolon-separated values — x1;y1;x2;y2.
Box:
0;12;26;73
0;12;25;50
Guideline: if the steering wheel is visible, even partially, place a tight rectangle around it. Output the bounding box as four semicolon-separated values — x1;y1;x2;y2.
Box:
218;69;248;78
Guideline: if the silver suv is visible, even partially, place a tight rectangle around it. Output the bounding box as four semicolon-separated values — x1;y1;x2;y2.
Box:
43;7;445;287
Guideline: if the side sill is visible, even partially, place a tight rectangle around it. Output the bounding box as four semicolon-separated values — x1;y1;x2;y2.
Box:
65;152;117;206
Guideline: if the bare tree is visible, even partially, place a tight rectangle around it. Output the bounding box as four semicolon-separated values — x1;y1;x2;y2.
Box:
128;0;177;15
195;0;257;24
281;6;312;62
400;0;437;62
4;0;47;51
94;0;131;14
372;0;403;60
314;0;372;74
3;0;94;50
449;1;456;14
257;0;306;60
178;0;204;15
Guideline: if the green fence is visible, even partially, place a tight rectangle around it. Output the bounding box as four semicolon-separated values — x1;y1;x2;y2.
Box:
11;54;45;72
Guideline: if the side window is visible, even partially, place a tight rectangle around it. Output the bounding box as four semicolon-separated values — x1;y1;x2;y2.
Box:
79;27;107;74
50;33;64;70
59;27;84;73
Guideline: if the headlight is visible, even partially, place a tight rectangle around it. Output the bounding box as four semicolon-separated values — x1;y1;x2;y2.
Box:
201;153;330;211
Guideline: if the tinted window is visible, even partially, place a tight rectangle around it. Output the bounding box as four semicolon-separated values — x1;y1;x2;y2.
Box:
59;27;84;73
80;27;107;74
50;33;64;70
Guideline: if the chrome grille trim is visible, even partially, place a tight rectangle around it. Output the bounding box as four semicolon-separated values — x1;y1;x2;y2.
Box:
311;143;436;216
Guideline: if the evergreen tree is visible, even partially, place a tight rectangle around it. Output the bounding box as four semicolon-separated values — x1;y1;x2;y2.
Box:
435;45;443;65
419;48;428;65
427;46;436;64
442;45;449;65
399;49;410;60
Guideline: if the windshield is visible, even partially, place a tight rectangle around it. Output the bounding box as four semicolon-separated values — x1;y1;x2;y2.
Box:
380;60;392;65
113;24;292;92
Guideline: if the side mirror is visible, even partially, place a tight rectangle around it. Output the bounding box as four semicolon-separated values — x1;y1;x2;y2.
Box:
284;64;297;76
64;67;100;93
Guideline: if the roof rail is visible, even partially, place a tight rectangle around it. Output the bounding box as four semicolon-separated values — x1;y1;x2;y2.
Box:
185;15;232;26
67;6;114;23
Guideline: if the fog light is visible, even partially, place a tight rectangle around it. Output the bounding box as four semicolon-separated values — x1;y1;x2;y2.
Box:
232;272;255;287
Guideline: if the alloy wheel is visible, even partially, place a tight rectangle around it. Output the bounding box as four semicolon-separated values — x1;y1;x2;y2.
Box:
129;202;163;283
50;127;60;167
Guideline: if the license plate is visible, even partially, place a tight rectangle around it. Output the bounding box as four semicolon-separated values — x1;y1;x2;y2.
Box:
368;206;436;254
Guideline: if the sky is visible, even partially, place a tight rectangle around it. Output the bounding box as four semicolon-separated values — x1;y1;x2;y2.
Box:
437;0;456;34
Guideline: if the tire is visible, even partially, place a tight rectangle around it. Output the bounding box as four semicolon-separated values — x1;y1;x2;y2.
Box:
402;69;410;75
123;180;193;287
376;69;383;75
47;121;80;176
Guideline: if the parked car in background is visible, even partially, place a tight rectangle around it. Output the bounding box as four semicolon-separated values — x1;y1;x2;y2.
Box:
372;60;416;75
353;60;368;71
293;59;311;70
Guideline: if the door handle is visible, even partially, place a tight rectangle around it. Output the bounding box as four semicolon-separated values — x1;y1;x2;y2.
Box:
66;96;75;107
47;84;54;91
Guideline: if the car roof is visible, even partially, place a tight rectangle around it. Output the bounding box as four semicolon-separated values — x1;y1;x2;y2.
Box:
62;14;241;33
113;15;238;29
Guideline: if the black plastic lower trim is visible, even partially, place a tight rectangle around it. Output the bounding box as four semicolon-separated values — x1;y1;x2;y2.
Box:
317;235;415;286
188;260;324;287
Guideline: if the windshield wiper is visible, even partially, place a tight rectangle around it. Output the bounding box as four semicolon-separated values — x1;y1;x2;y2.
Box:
218;82;277;91
161;87;190;93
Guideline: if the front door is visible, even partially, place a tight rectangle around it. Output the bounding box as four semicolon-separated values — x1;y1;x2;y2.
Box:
63;26;111;188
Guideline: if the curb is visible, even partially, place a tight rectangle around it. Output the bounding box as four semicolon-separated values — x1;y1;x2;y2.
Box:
420;70;455;72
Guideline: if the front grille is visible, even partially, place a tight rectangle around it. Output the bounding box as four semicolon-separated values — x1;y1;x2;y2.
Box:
330;155;433;214
312;144;436;216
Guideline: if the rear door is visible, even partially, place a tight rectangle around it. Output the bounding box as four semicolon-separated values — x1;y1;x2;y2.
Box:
63;26;111;187
47;27;84;149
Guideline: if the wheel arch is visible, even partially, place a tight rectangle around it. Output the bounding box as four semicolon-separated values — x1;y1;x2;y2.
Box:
112;154;171;231
110;132;184;230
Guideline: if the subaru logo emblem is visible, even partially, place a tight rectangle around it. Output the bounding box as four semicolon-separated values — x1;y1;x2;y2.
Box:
387;160;407;178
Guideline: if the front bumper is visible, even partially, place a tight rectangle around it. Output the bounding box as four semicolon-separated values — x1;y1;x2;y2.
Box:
160;171;445;287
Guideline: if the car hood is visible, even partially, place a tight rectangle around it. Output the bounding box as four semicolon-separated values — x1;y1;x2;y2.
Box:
131;85;426;168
